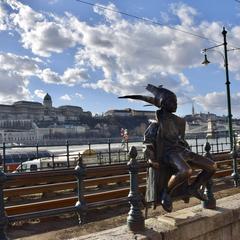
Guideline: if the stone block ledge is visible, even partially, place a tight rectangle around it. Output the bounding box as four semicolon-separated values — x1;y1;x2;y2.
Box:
71;193;240;240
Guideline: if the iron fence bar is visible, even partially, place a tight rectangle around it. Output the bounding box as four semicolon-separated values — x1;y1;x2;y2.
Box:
52;154;55;169
0;170;8;239
2;143;6;173
88;142;91;152
36;143;39;160
216;135;219;153
201;144;204;155
195;137;198;154
108;139;111;164
118;150;121;163
66;140;70;168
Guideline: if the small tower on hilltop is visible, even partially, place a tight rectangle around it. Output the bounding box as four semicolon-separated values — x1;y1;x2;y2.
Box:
43;93;52;108
192;102;195;116
206;118;217;139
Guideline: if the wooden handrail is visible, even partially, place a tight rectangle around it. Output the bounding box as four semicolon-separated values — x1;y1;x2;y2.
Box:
3;156;240;219
4;172;147;198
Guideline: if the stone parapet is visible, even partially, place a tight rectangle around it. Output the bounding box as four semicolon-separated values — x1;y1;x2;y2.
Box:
71;193;240;240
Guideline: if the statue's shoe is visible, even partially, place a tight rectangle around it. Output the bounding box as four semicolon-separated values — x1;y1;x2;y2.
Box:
188;187;207;201
160;190;173;213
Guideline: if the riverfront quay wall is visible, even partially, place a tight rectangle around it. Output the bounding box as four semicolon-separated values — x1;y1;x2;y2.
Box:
74;193;240;240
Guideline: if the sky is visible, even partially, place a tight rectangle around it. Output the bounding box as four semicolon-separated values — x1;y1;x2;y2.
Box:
1;0;240;117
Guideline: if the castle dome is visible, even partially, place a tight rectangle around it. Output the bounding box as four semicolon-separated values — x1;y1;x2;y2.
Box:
44;93;52;101
43;93;52;108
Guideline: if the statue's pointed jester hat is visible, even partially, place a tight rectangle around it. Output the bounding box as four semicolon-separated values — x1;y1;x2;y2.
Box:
118;84;175;108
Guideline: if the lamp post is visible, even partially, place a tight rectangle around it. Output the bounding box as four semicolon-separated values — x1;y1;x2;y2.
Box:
202;26;239;186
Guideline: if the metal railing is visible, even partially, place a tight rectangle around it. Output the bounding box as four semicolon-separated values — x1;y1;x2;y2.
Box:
0;138;144;172
0;132;238;173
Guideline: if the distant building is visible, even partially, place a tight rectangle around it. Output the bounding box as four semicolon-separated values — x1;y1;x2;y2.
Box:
0;93;91;123
0;93;92;144
104;108;155;119
206;118;217;138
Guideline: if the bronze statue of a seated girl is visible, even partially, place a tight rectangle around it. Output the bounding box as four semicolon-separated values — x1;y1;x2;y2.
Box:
119;84;217;212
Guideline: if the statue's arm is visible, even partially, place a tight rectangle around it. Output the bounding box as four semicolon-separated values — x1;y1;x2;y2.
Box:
178;117;190;149
144;144;159;169
143;122;159;169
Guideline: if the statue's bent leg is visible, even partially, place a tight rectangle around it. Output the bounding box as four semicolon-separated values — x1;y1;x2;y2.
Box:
159;153;191;212
166;152;192;194
187;152;217;194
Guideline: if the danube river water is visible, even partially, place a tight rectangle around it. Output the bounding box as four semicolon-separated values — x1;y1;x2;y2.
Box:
7;137;231;155
3;137;232;167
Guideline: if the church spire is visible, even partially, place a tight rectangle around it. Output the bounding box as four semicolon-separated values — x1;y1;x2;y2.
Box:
192;102;195;116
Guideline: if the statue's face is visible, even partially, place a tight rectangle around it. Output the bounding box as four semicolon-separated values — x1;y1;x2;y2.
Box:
164;94;177;113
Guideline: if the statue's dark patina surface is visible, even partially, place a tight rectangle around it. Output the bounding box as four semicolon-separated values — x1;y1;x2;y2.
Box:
119;84;217;212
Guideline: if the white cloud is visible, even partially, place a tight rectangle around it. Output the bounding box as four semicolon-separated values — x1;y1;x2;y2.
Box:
0;69;31;104
60;94;71;101
0;3;9;30
3;0;240;112
21;21;76;57
170;3;197;26
194;91;240;115
5;0;76;57
62;68;89;86
179;73;190;86
34;89;46;99
0;52;41;76
160;11;170;23
75;93;84;100
93;3;121;23
40;67;89;85
0;53;40;104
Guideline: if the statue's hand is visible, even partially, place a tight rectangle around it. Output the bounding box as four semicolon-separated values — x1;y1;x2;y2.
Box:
148;159;160;169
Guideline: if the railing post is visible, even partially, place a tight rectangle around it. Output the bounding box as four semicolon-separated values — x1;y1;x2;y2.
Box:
36;143;39;160
66;140;70;168
98;152;102;165
231;133;240;187
126;139;129;153
74;154;87;224
2;143;6;173
127;146;144;232
202;142;216;209
0;170;8;240
52;154;55;169
195;137;198;154
216;134;219;153
118;150;121;163
108;138;111;164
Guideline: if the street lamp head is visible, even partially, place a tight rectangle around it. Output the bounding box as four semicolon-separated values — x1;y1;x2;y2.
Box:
202;54;210;65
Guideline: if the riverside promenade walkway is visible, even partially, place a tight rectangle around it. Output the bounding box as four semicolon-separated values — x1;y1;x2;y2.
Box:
71;193;240;240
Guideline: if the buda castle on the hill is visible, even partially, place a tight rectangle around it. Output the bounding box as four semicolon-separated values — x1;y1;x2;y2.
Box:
0;93;91;125
0;94;91;144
